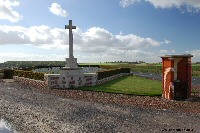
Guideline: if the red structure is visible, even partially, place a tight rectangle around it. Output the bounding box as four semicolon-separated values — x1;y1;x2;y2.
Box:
161;55;193;100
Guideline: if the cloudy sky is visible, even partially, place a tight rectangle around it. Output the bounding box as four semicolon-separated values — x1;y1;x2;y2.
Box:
0;0;200;63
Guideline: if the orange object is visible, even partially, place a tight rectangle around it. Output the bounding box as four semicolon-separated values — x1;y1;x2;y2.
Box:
161;55;193;100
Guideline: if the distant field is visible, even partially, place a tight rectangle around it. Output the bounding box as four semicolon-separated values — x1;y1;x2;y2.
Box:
79;63;160;66
192;64;200;66
80;76;162;96
81;63;200;77
1;62;200;77
79;63;128;66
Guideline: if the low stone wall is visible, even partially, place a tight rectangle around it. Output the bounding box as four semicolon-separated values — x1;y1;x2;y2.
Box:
96;73;132;85
13;76;47;89
13;73;132;89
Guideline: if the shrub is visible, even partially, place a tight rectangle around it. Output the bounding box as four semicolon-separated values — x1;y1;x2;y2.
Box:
97;68;130;80
0;73;3;79
14;70;45;81
120;68;131;73
0;69;4;79
78;65;100;68
3;69;15;79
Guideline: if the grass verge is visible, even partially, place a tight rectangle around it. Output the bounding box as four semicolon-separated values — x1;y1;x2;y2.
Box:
80;76;162;96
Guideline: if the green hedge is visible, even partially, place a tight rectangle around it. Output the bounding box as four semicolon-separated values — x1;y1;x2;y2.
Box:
3;69;14;79
131;66;162;73
0;69;4;79
78;65;100;68
14;70;45;81
192;66;200;77
97;68;130;80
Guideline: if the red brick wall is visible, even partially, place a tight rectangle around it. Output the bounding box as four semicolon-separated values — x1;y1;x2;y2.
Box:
177;58;192;98
162;58;174;100
162;56;192;100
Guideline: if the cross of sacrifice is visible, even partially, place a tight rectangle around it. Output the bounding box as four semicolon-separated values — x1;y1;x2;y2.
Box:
65;20;76;58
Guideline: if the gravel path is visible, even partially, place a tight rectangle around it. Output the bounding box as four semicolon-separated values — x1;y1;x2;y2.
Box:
0;80;200;133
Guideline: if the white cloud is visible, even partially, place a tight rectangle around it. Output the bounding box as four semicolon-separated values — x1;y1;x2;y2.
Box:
0;25;67;49
159;49;168;54
0;25;163;63
0;52;66;63
161;39;171;44
0;0;22;22
119;0;140;8
186;50;200;62
0;25;161;50
120;0;200;13
0;50;160;63
49;3;69;17
146;0;200;10
159;49;177;55
186;50;200;56
171;50;176;53
78;27;160;52
78;50;159;63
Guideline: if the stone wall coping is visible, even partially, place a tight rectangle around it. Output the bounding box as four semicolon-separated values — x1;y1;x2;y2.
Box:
60;67;82;70
161;54;193;58
83;73;96;75
44;74;60;76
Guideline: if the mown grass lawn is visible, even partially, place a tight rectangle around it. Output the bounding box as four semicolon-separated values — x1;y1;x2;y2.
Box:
80;76;162;96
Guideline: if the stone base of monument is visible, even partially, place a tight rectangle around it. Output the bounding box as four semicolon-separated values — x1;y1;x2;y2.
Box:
44;74;61;89
44;67;97;89
65;58;78;68
60;67;85;88
83;73;97;86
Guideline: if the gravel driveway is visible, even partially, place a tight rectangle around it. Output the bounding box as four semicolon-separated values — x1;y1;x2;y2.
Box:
0;81;200;133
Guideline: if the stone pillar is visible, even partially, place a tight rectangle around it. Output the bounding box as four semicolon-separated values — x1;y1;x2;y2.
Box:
161;54;193;100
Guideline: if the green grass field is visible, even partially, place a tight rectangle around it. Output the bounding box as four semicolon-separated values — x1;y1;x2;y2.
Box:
80;63;200;77
79;63;128;66
80;76;162;96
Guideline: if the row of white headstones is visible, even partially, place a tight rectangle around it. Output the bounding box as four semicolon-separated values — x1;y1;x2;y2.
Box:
33;67;105;74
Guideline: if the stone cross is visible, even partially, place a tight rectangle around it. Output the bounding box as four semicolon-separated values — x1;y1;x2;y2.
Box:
65;20;76;58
